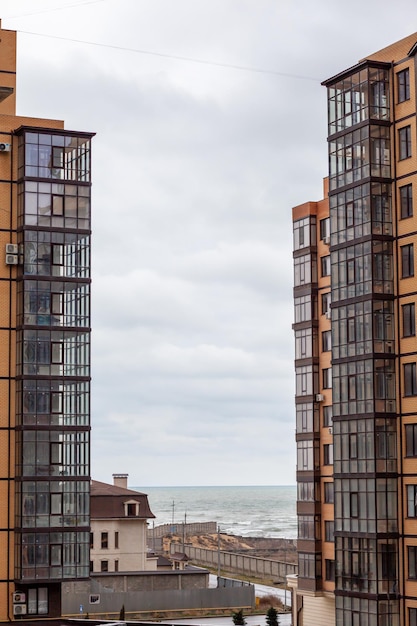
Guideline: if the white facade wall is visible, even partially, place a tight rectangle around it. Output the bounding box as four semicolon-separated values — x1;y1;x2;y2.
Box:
91;517;154;572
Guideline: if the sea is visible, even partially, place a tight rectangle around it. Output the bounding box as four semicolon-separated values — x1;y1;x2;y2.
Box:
132;485;297;540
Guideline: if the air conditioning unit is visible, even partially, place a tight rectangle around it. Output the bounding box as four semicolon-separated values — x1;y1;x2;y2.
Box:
5;254;18;265
0;142;11;152
13;605;27;616
6;243;18;255
316;393;324;402
323;236;330;245
13;592;26;604
325;310;331;320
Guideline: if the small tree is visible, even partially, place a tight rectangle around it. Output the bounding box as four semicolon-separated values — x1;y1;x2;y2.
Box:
232;609;247;625
266;605;280;626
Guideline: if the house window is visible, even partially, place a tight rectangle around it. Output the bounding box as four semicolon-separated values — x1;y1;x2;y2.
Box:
320;218;330;241
409;546;417;579
115;531;119;549
324;443;333;465
406;424;417;457
322;292;331;317
101;532;108;549
100;560;108;572
404;363;417;397
323;405;333;427
115;560;119;572
410;608;417;626
127;503;137;516
403;303;416;337
324;482;334;503
399;125;412;160
401;244;414;278
90;561;93;572
322;330;331;352
400;184;413;219
398;68;410;102
325;520;334;542
321;255;331;277
325;559;335;581
323;368;332;389
27;588;48;616
90;532;94;549
407;485;417;517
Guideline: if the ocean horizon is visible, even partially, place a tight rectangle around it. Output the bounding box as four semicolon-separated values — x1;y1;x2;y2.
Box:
132;484;297;539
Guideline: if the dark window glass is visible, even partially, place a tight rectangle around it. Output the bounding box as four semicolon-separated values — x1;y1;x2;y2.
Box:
381;543;396;579
101;532;108;549
322;292;331;316
325;559;335;581
400;184;413;219
90;532;93;549
409;546;417;579
100;560;108;572
321;255;331;277
404;363;417;397
407;485;417;517
351;492;359;518
127;503;136;516
323;405;333;427
399;125;412;160
115;531;119;549
322;330;331;352
324;443;333;465
398;68;410;103
325;521;334;542
410;608;417;626
323;368;332;389
403;303;416;337
402;244;414;278
324;482;334;503
115;560;119;572
406;424;417;457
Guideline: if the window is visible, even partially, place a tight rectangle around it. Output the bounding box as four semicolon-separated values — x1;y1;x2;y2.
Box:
405;363;417;397
410;607;417;626
100;560;108;572
323;405;333;427
407;485;417;517
351;492;359;518
115;560;119;572
399;125;412;160
402;244;414;278
400;184;413;219
409;546;417;579
127;502;137;516
322;330;331;352
398;68;410;102
321;255;331;277
324;443;333;465
325;520;334;542
406;424;417;457
322;292;331;316
90;532;94;549
90;561;93;572
320;218;330;241
403;302;416;337
101;532;108;549
323;368;332;389
324;482;334;503
325;559;335;581
115;531;119;549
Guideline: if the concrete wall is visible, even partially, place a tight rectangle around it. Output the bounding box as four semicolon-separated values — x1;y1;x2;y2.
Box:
62;572;254;618
171;542;297;582
148;522;217;539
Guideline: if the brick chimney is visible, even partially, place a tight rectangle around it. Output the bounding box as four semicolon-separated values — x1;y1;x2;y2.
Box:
113;473;128;489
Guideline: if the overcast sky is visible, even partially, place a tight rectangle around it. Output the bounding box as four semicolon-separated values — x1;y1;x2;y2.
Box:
3;1;417;486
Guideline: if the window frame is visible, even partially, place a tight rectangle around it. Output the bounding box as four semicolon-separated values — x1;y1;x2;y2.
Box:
401;244;414;278
406;424;417;457
403;302;416;337
397;68;410;103
399;125;412;160
404;362;417;397
400;184;413;219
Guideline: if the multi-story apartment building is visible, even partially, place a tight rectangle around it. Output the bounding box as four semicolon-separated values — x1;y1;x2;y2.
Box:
291;32;417;626
0;21;93;620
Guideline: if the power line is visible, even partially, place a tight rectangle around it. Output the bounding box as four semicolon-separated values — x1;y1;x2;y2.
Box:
16;29;320;82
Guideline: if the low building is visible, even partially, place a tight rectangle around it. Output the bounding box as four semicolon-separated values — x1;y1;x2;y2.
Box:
90;474;157;573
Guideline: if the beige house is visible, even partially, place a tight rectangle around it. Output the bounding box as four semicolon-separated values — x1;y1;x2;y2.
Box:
90;474;157;573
